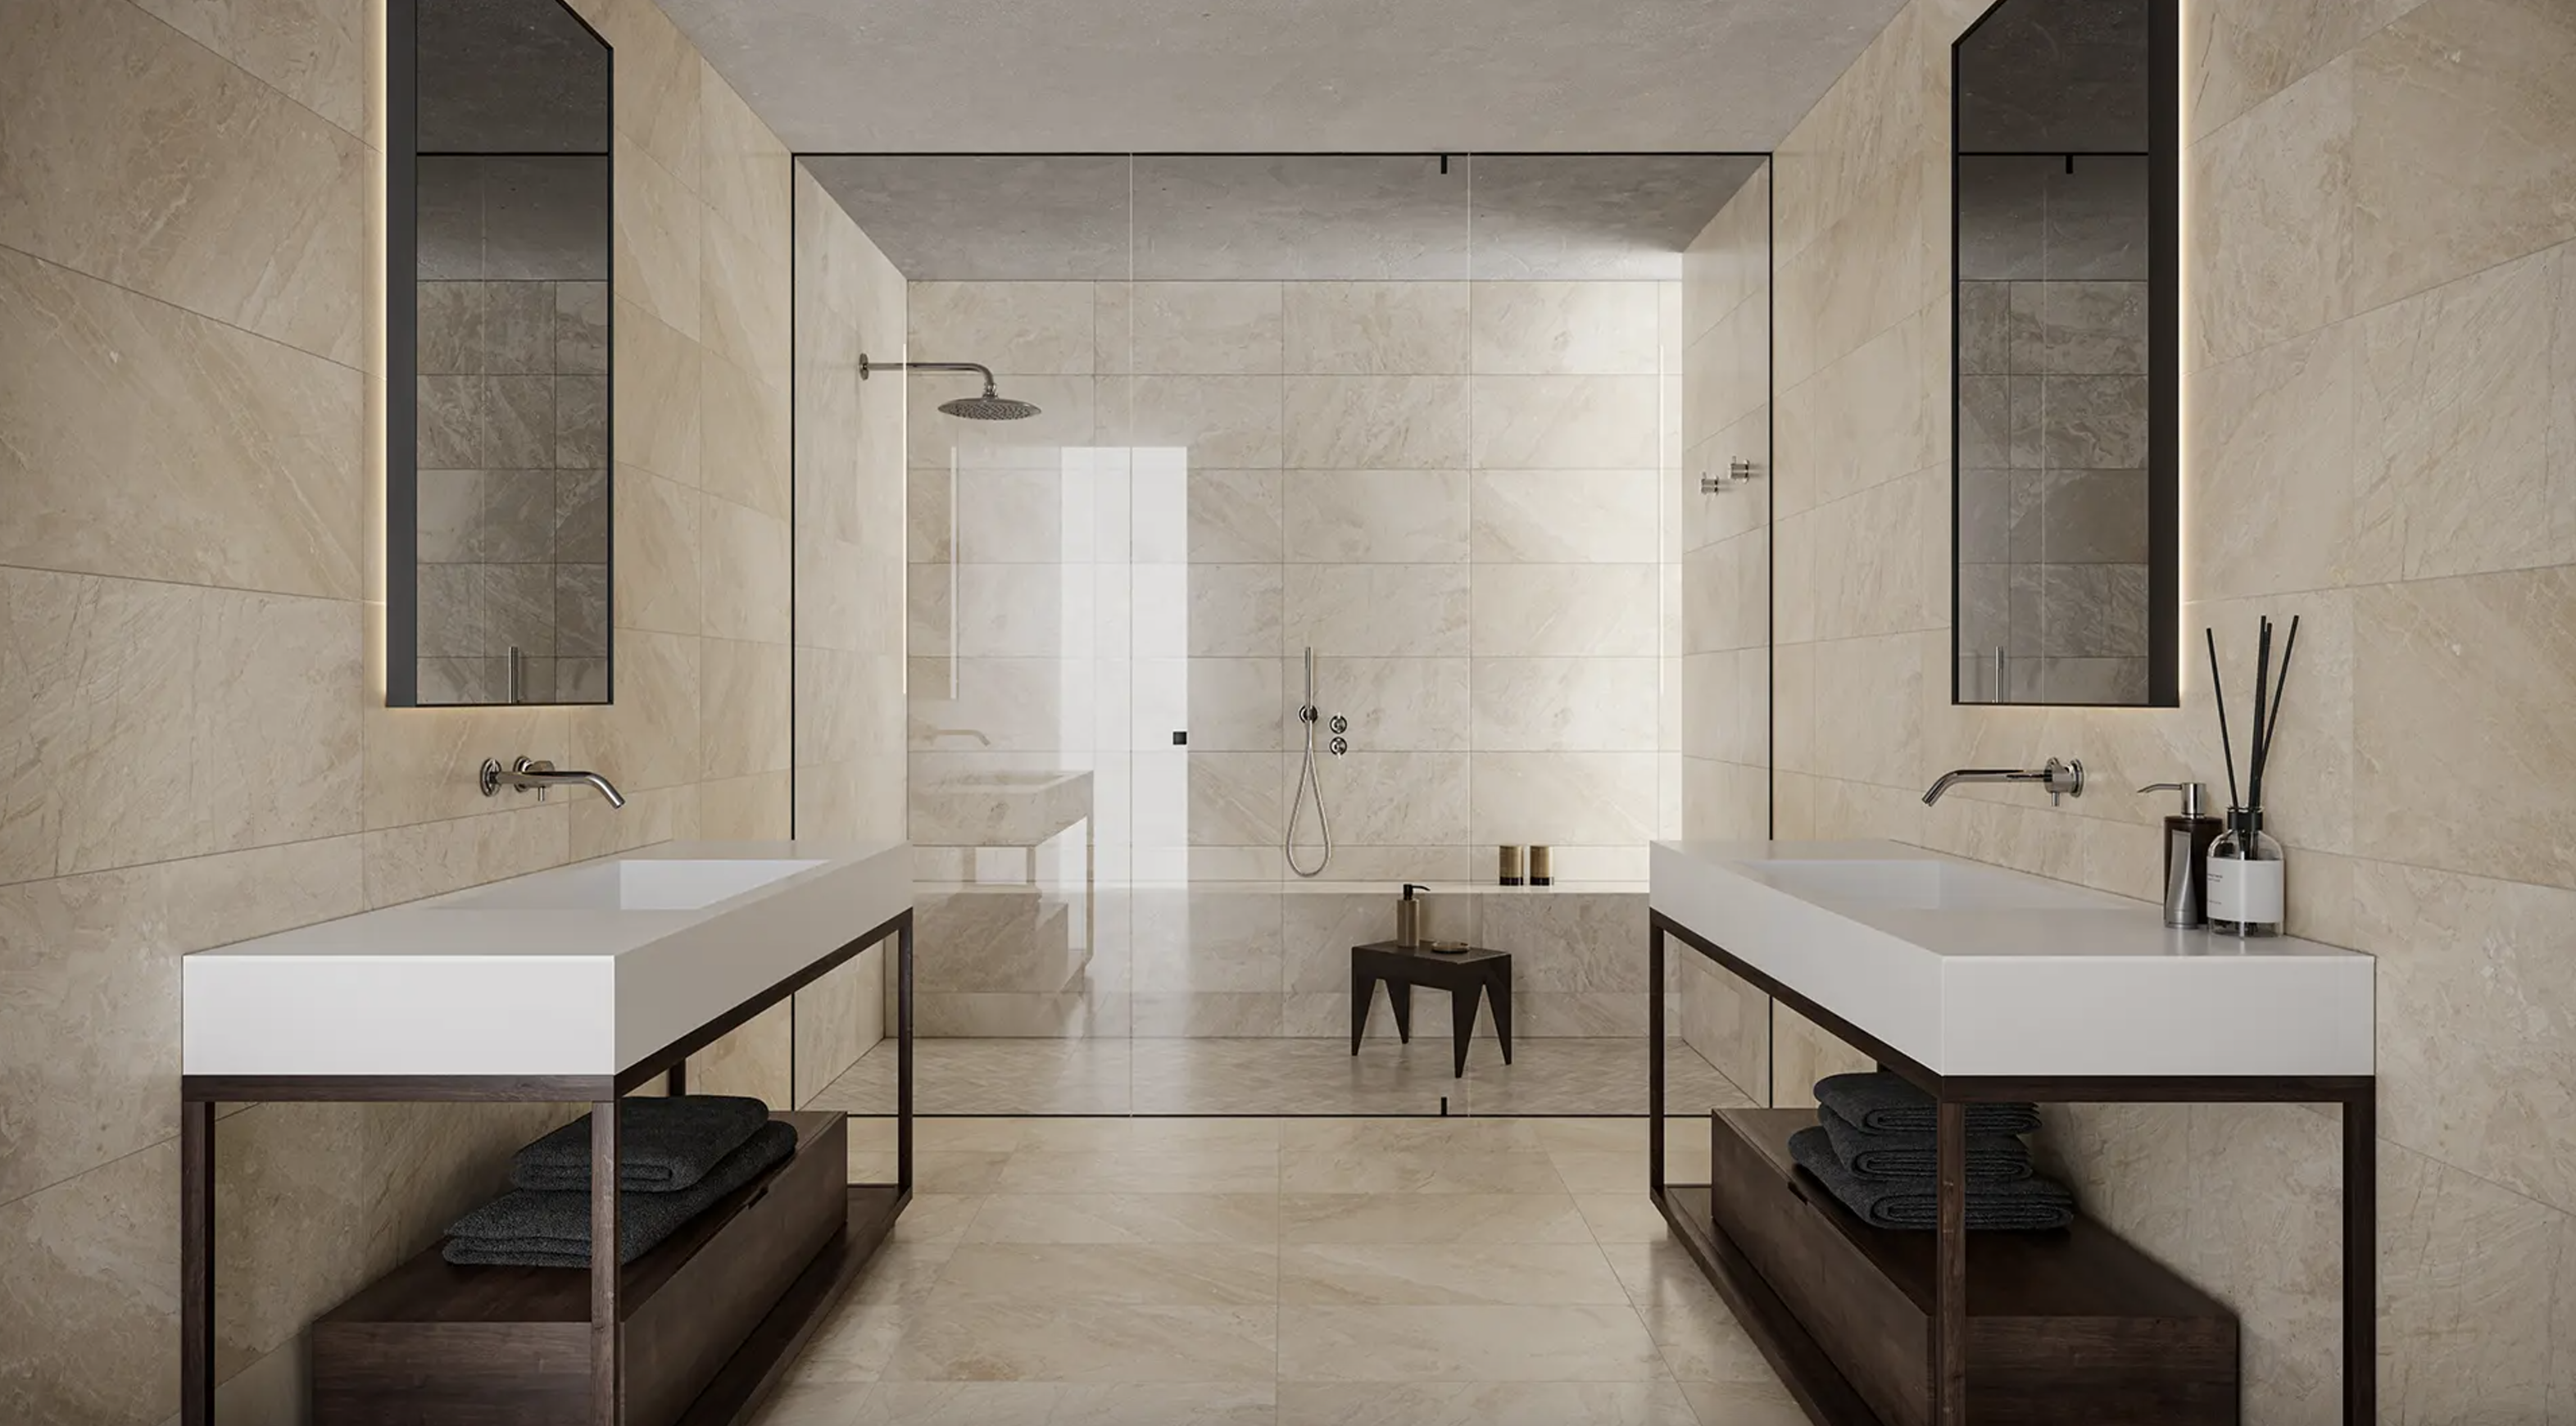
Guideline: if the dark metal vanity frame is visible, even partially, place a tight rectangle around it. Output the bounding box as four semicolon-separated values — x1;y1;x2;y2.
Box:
179;909;915;1426
1648;911;2375;1426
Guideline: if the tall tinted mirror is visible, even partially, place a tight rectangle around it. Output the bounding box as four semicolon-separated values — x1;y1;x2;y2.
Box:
389;0;612;706
1952;0;2176;706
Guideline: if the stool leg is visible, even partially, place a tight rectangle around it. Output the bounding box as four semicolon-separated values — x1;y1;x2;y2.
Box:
1351;970;1373;1055
1452;983;1481;1079
1490;974;1512;1065
1389;981;1413;1043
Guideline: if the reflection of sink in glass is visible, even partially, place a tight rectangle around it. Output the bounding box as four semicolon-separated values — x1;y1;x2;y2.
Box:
437;859;828;912
937;773;1085;792
1753;859;2119;912
912;770;1094;847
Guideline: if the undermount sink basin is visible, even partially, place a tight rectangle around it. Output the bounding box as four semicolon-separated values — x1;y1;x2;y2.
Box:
1749;858;2124;912
435;858;829;912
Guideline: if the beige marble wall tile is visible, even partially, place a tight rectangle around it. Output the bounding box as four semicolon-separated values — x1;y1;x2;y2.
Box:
1187;564;1286;657
1306;751;1471;847
701;495;792;643
569;626;698;792
1468;283;1662;375
700;638;791;779
700;349;792;521
197;588;365;855
2374;1137;2576;1421
359;803;569;910
1115;375;1281;469
614;465;702;637
2348;0;2576;316
701;212;792;398
1469;565;1658;657
1284;470;1471;564
613;132;702;340
0;246;366;600
2359;861;2576;1214
615;300;704;485
0;1140;177;1423
0;0;370;368
698;66;791;266
1283;283;1471;375
2187;322;2371;600
1174;470;1285;564
691;999;795;1106
2354;566;2576;888
579;0;701;188
2188;0;2418;139
1469;470;1660;565
0;837;363;1206
1469;658;1659;752
699;770;790;839
2355;248;2569;579
1284;564;1467;658
1467;377;1661;470
1283;377;1471;469
1312;656;1470;752
129;0;372;139
911;283;1096;376
1110;282;1286;375
1468;753;1657;847
2191;59;2356;368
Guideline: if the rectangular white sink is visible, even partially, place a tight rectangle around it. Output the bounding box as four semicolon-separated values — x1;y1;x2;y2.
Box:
183;842;910;1079
435;858;829;912
1653;840;2374;1079
1748;857;2127;912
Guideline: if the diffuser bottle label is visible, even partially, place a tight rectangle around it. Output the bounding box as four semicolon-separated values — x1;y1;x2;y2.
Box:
2206;858;2283;924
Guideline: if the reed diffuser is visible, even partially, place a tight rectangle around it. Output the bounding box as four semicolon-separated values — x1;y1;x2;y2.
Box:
2204;615;2299;937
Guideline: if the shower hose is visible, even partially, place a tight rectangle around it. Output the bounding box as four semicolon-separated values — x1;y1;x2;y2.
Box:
1285;648;1332;878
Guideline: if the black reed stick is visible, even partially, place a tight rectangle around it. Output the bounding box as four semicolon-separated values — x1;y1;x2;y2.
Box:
2257;614;2302;788
2248;617;2274;811
2206;627;2240;811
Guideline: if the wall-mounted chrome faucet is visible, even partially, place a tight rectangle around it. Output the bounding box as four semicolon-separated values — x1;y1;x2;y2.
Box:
480;756;626;808
1921;757;2084;806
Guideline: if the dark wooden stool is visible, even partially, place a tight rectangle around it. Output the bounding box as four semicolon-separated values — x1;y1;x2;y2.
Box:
1350;941;1513;1079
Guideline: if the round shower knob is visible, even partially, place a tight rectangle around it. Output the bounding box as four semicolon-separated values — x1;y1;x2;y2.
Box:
1329;737;1349;756
1329;715;1349;734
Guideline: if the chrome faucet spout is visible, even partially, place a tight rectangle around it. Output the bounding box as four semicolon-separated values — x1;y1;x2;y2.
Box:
1921;758;2085;806
480;756;627;808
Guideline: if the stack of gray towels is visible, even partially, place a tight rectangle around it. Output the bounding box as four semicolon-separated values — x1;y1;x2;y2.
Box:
443;1096;795;1268
1788;1073;2075;1233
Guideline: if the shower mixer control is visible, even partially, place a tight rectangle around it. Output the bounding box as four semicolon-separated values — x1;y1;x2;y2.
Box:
1329;715;1349;734
1329;737;1349;756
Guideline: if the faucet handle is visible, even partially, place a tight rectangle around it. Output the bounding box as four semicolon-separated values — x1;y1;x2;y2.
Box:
2044;757;2084;805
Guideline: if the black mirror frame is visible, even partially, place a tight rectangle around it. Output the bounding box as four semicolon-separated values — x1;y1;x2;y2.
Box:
1948;0;2180;709
384;0;615;708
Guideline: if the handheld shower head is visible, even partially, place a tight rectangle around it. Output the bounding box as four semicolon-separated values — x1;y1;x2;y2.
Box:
859;354;1041;421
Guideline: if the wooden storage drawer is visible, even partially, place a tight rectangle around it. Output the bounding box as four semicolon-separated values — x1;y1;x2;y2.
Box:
313;1111;847;1426
1708;1109;2237;1426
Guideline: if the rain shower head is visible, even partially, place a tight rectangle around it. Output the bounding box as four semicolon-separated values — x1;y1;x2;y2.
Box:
859;354;1041;421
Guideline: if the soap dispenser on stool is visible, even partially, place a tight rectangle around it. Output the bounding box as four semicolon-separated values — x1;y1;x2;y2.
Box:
2138;782;2222;929
1395;883;1427;948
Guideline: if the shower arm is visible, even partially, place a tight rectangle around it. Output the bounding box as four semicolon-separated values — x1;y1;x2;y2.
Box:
859;356;1000;397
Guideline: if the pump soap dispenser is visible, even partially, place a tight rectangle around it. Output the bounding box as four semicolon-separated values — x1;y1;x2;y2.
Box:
1395;883;1427;948
2138;782;2222;929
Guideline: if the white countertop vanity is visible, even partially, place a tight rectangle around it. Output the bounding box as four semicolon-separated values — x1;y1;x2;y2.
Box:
1650;839;2374;1079
1646;840;2376;1426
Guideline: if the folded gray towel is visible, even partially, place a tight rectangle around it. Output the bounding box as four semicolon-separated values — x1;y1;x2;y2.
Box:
1789;1126;2074;1232
1814;1072;2040;1137
445;1120;796;1268
510;1095;773;1193
1820;1106;2032;1183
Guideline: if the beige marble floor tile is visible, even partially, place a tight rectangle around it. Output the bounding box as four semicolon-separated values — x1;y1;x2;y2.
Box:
1278;1148;1568;1195
995;1148;1282;1195
1277;1381;1700;1426
932;1243;1280;1306
1277;1242;1629;1306
1597;1239;1739;1315
1017;1117;1284;1152
1547;1150;1656;1194
752;1378;872;1425
1679;1378;1810;1425
1278;1117;1545;1155
884;1304;1279;1383
1046;1382;1280;1426
851;1382;1057;1425
1574;1193;1675;1244
791;1301;915;1384
843;1241;959;1308
1276;1305;1669;1381
965;1194;1281;1245
1634;1289;1771;1386
1277;1193;1594;1245
888;1195;986;1247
